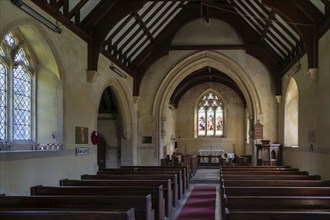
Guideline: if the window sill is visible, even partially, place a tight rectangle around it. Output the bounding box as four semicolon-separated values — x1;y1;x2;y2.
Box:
0;149;61;154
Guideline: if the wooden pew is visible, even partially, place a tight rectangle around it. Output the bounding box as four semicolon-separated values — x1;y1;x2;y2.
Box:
119;166;189;191
0;195;153;220
0;209;135;220
221;170;308;175
30;185;165;220
220;184;330;216
222;186;330;196
221;174;321;180
97;170;184;198
82;174;179;207
225;209;330;220
60;179;172;217
221;165;291;170
220;165;330;220
225;195;330;209
221;179;330;187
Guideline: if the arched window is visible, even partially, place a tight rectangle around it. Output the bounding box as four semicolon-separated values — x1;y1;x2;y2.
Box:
0;32;34;147
197;92;224;137
284;78;299;147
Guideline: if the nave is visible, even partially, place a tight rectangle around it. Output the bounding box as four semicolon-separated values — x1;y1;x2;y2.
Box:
1;165;330;220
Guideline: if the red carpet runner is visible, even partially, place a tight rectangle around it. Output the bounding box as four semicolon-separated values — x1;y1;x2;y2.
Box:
176;185;216;220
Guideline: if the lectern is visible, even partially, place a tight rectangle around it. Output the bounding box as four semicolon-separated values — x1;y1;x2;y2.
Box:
256;140;282;166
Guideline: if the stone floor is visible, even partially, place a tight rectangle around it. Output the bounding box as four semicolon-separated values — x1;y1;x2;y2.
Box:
167;168;221;220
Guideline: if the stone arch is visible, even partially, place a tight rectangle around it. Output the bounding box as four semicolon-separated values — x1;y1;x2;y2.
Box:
154;51;261;119
0;19;64;146
96;77;136;165
154;50;263;159
1;17;62;80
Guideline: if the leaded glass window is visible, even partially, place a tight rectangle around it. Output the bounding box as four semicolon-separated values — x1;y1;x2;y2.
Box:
197;92;224;137
13;64;31;140
4;32;16;47
198;107;206;136
0;63;6;140
0;32;33;144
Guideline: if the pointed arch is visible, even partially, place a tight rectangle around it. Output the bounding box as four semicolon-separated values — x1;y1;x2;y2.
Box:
0;20;64;150
96;77;136;165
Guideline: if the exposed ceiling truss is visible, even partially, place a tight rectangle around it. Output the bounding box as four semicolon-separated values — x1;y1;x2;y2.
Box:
29;0;329;98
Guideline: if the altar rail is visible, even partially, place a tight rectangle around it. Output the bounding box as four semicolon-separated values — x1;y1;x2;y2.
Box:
197;149;224;166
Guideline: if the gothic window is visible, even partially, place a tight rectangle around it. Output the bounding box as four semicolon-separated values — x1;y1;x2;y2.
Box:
0;32;33;145
197;92;224;137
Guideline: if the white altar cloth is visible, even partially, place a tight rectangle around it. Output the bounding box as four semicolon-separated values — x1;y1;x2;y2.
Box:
198;149;224;156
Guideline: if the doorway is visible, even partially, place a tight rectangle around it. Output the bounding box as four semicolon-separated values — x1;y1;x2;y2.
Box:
97;87;122;168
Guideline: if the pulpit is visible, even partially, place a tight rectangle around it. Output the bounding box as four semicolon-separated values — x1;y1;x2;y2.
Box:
256;141;282;166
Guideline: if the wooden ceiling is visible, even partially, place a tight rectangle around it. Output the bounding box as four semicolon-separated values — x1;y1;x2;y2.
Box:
28;0;329;101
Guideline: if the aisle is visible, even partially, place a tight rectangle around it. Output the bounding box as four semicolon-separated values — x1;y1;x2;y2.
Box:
176;185;217;220
169;169;221;220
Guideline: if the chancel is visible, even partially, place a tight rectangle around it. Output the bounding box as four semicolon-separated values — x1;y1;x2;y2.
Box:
0;1;329;219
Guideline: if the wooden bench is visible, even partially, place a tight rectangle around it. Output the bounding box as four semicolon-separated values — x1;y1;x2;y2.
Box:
221;170;308;175
225;195;330;209
221;174;321;180
0;195;153;220
220;184;330;213
0;209;135;220
97;170;184;198
119;166;189;191
225;209;330;220
221;165;291;170
82;174;179;207
30;185;164;220
60;179;172;217
222;186;330;196
220;165;330;220
221;179;330;187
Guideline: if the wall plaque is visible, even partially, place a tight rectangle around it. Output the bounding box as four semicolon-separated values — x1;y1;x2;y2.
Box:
254;120;263;139
75;127;88;144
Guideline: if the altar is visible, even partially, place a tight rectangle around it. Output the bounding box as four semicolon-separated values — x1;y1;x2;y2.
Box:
197;149;224;166
198;149;224;155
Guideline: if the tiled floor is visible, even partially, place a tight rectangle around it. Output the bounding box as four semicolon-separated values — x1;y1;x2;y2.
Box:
167;169;221;220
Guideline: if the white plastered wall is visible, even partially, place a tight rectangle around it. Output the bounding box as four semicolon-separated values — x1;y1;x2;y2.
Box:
0;1;136;195
280;30;330;179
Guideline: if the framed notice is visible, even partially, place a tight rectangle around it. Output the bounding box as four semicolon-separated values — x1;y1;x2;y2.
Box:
75;127;88;144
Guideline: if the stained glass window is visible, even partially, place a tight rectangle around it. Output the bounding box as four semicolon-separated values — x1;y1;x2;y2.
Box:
198;107;206;136
1;32;33;143
215;106;223;136
197;92;223;137
207;108;214;136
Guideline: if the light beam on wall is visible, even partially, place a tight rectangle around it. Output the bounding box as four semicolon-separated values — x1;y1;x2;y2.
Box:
11;0;62;34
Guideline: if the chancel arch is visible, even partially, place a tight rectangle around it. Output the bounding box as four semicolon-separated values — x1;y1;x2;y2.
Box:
155;50;263;160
